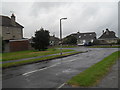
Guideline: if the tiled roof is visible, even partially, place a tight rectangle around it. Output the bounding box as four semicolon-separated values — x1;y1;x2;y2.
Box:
71;32;96;39
50;36;59;41
98;29;117;39
0;15;24;28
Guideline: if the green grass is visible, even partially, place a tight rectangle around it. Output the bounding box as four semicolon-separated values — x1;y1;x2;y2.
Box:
2;48;74;61
67;50;120;87
88;45;120;48
0;53;1;61
2;51;82;68
50;45;79;48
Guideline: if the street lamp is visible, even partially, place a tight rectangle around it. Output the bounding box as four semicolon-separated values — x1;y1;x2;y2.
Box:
60;18;67;55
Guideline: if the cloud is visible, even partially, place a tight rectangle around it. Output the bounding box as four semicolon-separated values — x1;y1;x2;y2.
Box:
1;1;118;38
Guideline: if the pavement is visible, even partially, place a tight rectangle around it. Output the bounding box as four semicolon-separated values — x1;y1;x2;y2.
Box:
2;50;77;64
62;59;119;88
2;47;119;88
94;60;119;88
2;47;90;64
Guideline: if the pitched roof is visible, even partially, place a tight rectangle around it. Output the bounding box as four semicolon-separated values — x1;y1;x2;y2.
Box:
71;32;96;39
50;36;59;41
79;32;96;39
98;29;117;39
0;15;24;28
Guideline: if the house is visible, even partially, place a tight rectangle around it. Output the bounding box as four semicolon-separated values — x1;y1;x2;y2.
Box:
0;14;29;52
71;32;96;45
98;28;119;44
49;35;59;46
0;14;24;40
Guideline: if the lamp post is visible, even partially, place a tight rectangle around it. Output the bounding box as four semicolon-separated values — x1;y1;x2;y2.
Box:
60;18;67;55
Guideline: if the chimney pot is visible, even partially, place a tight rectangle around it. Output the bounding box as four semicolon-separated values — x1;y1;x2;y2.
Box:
11;13;16;26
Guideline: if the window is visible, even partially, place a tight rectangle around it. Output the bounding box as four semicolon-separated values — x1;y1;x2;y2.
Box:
91;39;93;42
6;28;10;34
83;40;86;43
13;35;15;38
79;36;81;38
17;30;21;34
6;32;10;34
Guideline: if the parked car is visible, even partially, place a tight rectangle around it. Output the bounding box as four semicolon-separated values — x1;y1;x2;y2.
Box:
84;42;92;46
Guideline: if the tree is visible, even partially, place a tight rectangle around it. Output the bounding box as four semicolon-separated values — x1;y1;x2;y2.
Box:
31;28;50;51
63;35;77;45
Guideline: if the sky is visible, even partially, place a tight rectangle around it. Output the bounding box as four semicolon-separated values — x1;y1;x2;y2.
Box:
1;0;119;38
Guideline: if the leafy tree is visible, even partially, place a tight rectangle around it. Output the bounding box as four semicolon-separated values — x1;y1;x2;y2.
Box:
63;35;77;45
31;28;50;51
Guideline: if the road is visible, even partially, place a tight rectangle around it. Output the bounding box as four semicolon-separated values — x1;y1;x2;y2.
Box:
2;47;118;88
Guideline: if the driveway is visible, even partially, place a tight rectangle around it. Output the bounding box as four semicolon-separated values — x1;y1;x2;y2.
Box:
2;47;118;88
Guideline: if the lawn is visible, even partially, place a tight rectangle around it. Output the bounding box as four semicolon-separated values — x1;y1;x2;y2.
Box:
67;50;120;87
0;53;1;60
2;51;82;68
88;45;120;48
2;48;74;61
50;45;79;48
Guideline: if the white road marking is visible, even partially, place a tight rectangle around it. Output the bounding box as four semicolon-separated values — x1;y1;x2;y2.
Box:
23;69;38;76
23;63;60;76
64;58;78;63
22;57;81;76
57;83;66;88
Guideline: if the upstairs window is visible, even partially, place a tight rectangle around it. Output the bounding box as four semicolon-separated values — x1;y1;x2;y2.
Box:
6;27;10;34
6;32;10;34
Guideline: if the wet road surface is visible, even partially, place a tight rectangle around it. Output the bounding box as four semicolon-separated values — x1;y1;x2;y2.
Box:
2;47;118;88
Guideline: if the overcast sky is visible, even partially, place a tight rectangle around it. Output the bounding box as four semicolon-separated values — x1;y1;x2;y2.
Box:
1;0;119;38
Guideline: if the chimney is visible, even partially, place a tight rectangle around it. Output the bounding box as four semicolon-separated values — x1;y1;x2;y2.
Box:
106;28;109;31
53;34;55;37
106;28;109;35
77;31;80;33
11;13;16;26
102;30;104;33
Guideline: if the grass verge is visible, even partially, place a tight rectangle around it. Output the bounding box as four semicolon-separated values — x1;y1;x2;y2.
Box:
67;50;120;87
88;45;120;48
2;49;74;61
50;45;79;48
2;51;83;69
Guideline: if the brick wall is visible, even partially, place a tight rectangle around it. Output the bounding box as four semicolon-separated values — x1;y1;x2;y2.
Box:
10;40;29;52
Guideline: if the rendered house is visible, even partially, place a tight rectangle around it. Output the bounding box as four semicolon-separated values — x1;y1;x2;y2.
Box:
98;28;119;44
49;35;59;46
0;14;29;52
71;32;96;45
0;14;24;40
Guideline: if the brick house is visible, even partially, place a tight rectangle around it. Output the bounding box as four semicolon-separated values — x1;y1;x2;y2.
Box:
0;14;30;52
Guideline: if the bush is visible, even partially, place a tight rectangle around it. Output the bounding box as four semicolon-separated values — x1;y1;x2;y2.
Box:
31;27;50;51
